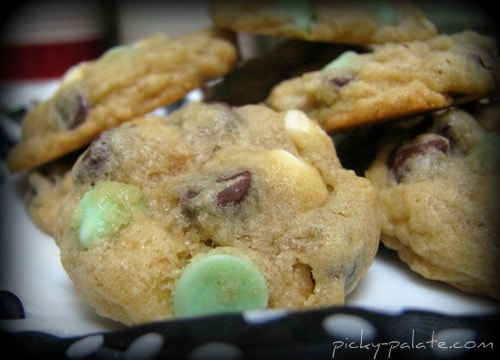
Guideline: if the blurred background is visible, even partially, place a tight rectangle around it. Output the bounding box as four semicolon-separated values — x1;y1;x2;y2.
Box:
0;1;212;105
0;0;498;83
0;0;498;136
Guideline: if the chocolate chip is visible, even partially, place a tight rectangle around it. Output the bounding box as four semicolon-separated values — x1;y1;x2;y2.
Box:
71;94;90;128
330;73;355;87
216;171;252;206
55;91;90;130
74;131;111;184
183;190;200;200
388;135;449;182
432;108;487;153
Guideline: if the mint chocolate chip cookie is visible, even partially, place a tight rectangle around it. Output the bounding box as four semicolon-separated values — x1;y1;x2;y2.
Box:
267;31;500;132
365;106;500;299
209;0;437;45
54;102;380;325
6;28;237;173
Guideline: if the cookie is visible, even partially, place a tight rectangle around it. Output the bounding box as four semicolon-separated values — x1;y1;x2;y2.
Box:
6;28;237;173
53;102;380;325
23;153;79;235
365;106;500;299
209;0;437;45
267;30;500;132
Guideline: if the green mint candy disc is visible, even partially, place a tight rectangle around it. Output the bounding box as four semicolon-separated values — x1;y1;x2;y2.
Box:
173;254;269;317
274;0;316;33
322;50;359;72
74;181;147;249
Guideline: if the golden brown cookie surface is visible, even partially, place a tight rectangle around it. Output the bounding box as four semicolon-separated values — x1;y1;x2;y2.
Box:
210;0;437;44
365;106;500;299
267;31;500;132
54;103;380;325
24;155;75;236
6;28;237;173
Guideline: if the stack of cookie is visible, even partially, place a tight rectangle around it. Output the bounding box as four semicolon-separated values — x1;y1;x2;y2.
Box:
6;21;380;325
209;0;500;299
5;1;499;325
8;28;240;234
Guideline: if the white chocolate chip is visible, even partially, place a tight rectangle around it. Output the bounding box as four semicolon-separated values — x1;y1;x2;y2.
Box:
256;149;328;210
284;109;314;134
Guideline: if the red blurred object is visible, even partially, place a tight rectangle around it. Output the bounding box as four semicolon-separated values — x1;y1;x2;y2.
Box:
0;39;103;80
0;1;105;81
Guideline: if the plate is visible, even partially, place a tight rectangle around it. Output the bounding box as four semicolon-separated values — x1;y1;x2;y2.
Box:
1;168;500;360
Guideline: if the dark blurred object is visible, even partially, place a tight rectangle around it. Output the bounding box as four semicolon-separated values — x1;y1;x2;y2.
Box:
0;106;25;160
0;290;25;320
415;1;499;38
204;36;364;106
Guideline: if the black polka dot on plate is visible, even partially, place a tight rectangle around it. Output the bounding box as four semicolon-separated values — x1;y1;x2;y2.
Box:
0;290;25;319
188;342;242;360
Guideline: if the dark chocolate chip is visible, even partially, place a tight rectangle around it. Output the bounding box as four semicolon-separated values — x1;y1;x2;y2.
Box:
55;91;90;130
388;135;449;182
71;94;90;128
330;73;355;87
216;171;252;206
74;131;111;183
183;190;200;201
